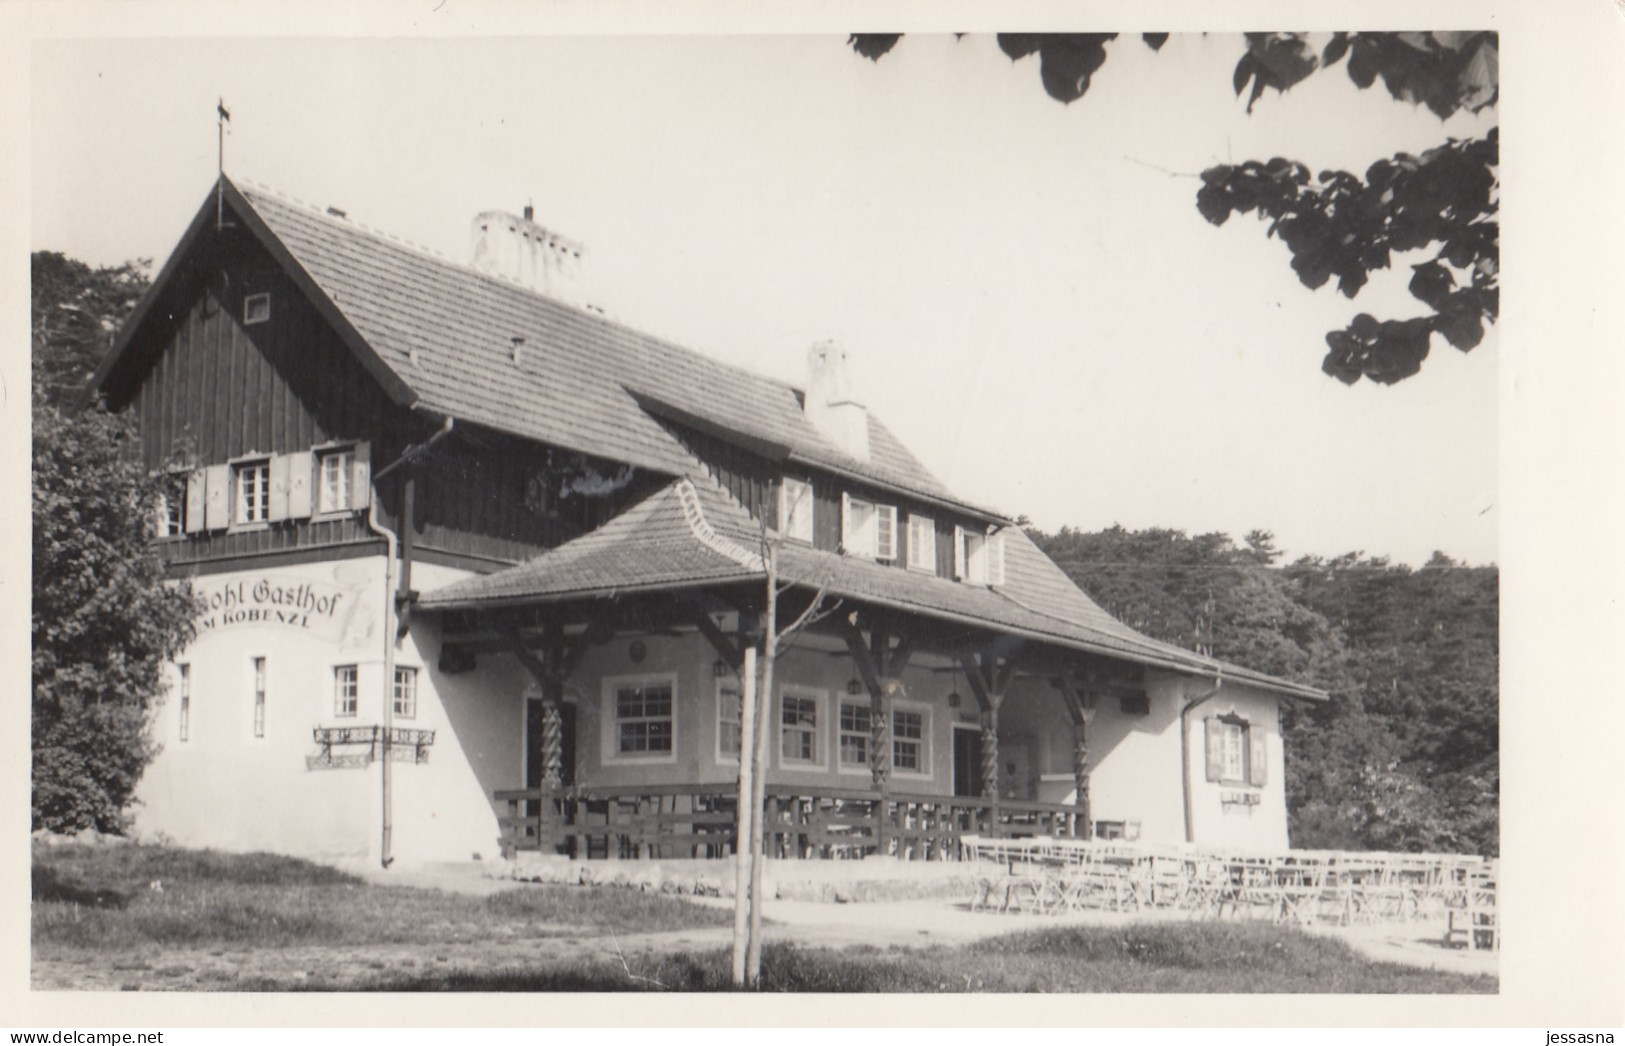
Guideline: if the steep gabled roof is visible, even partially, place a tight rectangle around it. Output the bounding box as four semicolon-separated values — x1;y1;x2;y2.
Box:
420;473;1327;702
96;177;996;518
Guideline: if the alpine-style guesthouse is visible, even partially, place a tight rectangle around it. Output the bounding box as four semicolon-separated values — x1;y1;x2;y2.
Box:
94;177;1326;866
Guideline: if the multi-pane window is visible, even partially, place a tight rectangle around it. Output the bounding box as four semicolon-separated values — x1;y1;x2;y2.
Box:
838;700;871;768
318;449;354;514
906;514;936;572
1205;715;1266;787
780;692;819;764
893;709;926;773
334;665;359;718
717;680;742;762
956;526;987;582
780;476;813;543
1219;720;1246;781
236;461;271;524
177;664;191;742
955;527;1005;585
841;494;898;560
393;666;418;720
615;681;673;755
875;505;897;560
251;657;267;737
156;474;187;538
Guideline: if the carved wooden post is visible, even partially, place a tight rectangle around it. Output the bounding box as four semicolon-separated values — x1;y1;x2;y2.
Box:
980;704;1001;836
541;696;564;790
1073;711;1093;839
1053;669;1096;840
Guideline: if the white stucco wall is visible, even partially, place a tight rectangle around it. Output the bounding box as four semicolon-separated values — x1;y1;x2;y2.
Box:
134;558;387;861
1181;681;1292;852
133;557;523;865
134;554;1296;862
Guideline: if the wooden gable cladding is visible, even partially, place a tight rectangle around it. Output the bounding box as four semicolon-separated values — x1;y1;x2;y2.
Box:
381;433;664;569
662;421;780;529
120;227;397;474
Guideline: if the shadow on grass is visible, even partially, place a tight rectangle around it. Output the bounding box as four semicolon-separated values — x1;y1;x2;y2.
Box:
32;864;130;910
308;925;1499;994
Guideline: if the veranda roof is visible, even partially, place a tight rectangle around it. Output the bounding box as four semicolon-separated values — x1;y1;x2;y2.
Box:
420;474;1327;702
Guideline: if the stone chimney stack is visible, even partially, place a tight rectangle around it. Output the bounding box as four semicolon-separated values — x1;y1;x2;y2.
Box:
803;339;870;461
470;208;589;309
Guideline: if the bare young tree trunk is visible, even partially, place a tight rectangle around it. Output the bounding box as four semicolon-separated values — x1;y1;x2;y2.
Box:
730;645;757;988
745;547;778;987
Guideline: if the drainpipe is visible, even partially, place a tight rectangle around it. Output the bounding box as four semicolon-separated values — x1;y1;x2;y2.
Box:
363;413;456;869
1180;674;1224;845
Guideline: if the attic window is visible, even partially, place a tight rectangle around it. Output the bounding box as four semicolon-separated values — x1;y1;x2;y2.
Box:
243;293;271;325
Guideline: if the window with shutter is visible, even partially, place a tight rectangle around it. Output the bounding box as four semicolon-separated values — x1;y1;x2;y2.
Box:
841;494;876;558
317;448;355;514
1205;713;1264;787
234;460;271;525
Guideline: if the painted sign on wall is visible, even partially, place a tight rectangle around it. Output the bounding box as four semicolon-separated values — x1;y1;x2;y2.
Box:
195;575;357;643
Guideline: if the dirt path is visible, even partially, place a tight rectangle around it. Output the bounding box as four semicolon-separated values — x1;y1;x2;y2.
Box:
32;868;1497;990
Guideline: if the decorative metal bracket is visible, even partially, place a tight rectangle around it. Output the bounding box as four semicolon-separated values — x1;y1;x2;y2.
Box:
308;725;436;770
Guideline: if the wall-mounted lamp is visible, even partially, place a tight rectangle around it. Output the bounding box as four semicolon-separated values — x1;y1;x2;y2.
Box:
629;639;647;664
713;659;728;678
846;677;864;696
948;691;962;708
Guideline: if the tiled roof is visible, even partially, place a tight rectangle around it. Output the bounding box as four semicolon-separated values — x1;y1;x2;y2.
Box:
231;181;983;513
419;474;1327;702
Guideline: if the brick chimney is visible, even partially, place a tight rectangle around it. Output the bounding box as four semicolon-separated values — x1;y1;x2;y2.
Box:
469;208;589;308
803;339;869;461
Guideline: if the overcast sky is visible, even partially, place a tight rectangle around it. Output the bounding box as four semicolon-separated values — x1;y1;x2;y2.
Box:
31;32;1500;566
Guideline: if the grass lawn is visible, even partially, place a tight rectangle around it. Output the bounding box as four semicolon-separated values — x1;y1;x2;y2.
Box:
33;843;1496;993
32;842;730;951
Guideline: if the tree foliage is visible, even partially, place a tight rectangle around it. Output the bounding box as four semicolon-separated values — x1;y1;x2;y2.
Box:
848;31;1499;385
32;252;200;834
31;251;152;408
1031;526;1498;855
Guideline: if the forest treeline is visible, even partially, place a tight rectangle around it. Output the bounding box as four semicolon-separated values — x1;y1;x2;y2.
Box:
1032;526;1498;856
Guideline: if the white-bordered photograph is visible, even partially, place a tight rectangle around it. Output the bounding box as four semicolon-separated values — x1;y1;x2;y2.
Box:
9;1;1625;1032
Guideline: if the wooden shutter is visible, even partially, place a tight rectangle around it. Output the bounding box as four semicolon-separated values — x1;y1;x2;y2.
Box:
204;464;230;530
184;469;206;533
989;530;1006;585
267;454;291;522
349;441;371;511
953;525;967;579
1248;728;1268;787
1203;716;1223;782
840;492;853;551
285;450;313;519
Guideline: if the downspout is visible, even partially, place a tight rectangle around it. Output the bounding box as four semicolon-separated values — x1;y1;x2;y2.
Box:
1180;673;1224;845
363;413;456;869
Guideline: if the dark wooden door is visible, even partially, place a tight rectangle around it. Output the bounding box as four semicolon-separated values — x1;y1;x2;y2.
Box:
952;725;982;797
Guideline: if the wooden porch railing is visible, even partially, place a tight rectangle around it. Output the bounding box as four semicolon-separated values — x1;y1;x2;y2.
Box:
493;784;1087;861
